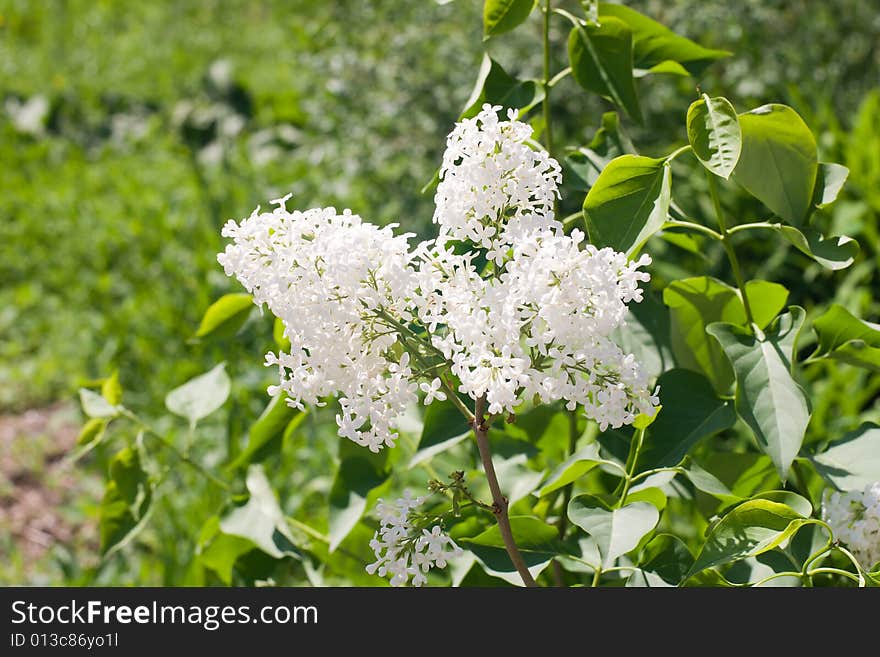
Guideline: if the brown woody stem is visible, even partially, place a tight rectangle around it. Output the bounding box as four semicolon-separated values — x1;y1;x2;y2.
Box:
472;395;538;587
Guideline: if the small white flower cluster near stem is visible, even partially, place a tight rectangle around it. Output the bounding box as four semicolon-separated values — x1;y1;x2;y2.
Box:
822;482;880;568
219;103;659;451
365;493;463;586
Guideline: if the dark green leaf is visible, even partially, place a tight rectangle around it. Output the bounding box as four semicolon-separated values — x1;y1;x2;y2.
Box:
568;495;660;567
733;104;818;225
483;0;536;38
682;462;741;504
611;291;673;381
638;369;736;470
165;362;231;426
688;498;806;576
409;397;472;467
328;442;392;551
197;516;255;585
460;54;544;119
636;533;694;585
777;226;858;271
582;154;670;255
811;304;880;372
228;395;304;470
194;293;253;340
568;18;642;123
686;94;741;179
100;447;152;555
599;3;730;76
812;423;880;490
707;308;810;480
565;111;635;192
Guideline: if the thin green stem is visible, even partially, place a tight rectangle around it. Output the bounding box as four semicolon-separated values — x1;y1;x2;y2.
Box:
548;66;570;88
591;565;603;587
751;571;801;587
121;409;231;492
629;466;684;485
542;0;554;160
617;426;646;508
807;567;862;584
834;545;867;586
726;221;780;235
706;172;756;328
665;144;693;162
662;219;723;241
286;516;331;545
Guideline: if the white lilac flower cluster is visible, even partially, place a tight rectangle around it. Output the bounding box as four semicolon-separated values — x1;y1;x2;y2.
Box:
218;199;420;452
433;106;562;262
822;482;880;568
365;493;462;586
219;104;659;450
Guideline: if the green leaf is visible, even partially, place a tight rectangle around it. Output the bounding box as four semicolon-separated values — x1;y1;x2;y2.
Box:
100;447;152;555
79;388;120;419
409;397;472;467
582;155;671;256
599;3;730;76
467;515;563;553
77;417;107;447
682;462;741;504
101;370;123;406
568;18;643;123
812;423;880;490
328;442;392;551
707;308;810;480
688;498;806;576
228;395;304;470
537;442;625;497
812;304;880;372
194;293;253;341
686;94;741;179
565;111;635;192
663;277;788;393
634;60;691;78
567;495;660;568
812;162;849;209
197;516;255;585
635;533;694;586
460;54;544;120
637;369;735;470
220;465;301;560
273;316;290;351
610;291;674;381
733;104;818;225
776;226;859;271
165;362;231;426
752;490;812;518
462;516;562;585
483;0;536;38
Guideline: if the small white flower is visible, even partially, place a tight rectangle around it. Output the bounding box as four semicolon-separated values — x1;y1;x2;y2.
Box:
823;482;880;568
419;377;448;405
365;494;461;587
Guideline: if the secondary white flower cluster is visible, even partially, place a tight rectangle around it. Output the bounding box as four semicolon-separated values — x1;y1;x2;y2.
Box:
218;196;420;452
366;493;462;586
433;105;562;261
219;104;658;449
823;482;880;568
